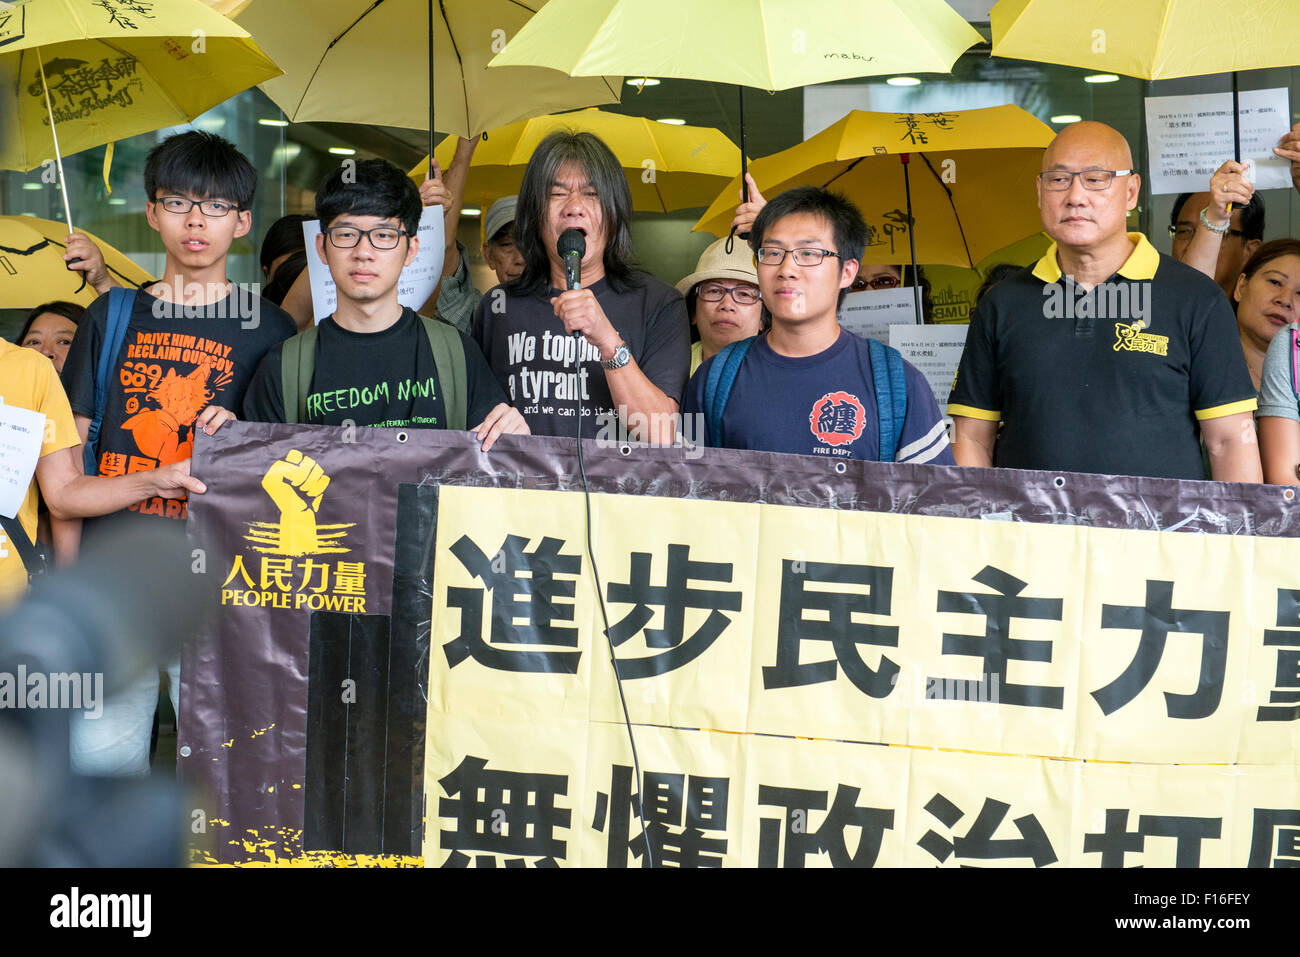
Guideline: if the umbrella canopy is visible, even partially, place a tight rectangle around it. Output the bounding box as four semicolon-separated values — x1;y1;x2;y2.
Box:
0;215;151;308
233;0;623;137
0;0;281;171
488;0;983;90
693;105;1056;269
991;0;1300;80
409;108;743;213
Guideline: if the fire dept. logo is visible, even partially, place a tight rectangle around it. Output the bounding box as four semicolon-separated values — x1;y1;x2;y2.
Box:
809;391;866;447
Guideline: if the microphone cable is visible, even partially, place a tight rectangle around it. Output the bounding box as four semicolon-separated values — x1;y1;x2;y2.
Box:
572;326;656;868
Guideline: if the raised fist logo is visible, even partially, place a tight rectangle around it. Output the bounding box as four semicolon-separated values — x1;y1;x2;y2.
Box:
244;449;353;556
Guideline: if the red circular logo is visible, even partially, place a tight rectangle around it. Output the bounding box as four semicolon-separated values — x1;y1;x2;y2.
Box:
809;392;866;447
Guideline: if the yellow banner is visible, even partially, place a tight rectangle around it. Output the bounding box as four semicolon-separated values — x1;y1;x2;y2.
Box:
423;485;1300;866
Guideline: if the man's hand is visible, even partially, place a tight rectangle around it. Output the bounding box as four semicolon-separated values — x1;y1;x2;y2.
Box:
471;403;530;452
64;233;114;294
731;173;767;236
550;289;621;360
1207;160;1254;224
195;404;237;436
148;458;207;498
1273;121;1300;194
420;161;453;209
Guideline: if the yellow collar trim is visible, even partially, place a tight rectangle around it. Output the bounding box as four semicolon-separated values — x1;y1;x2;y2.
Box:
1032;232;1160;283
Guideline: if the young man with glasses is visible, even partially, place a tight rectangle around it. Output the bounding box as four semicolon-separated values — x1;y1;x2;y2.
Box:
241;158;526;449
682;186;953;465
59;130;297;776
949;121;1260;482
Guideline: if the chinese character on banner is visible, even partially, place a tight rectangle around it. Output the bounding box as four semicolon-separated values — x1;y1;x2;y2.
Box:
443;534;582;673
1082;809;1221;867
930;565;1064;709
764;559;899;699
1245;809;1300;867
1257;588;1300;722
604;544;741;678
1092;580;1229;719
436;755;570;867
917;793;1058;867
757;784;894;867
592;764;730;867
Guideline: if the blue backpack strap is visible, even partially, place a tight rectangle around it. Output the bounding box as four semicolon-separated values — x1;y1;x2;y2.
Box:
702;336;755;447
867;338;908;463
84;287;135;475
1291;325;1299;401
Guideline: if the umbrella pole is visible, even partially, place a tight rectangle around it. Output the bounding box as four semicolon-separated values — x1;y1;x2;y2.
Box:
900;153;922;324
436;0;441;178
726;85;749;253
1232;71;1241;163
35;49;74;235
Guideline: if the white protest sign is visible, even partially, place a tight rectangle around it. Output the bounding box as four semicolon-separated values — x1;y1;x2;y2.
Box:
838;286;919;343
0;398;47;519
303;205;446;323
889;323;968;414
1145;88;1292;195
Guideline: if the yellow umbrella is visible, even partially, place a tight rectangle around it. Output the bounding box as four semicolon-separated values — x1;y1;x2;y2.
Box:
408;108;743;213
489;0;983;244
694;105;1056;269
233;0;623;141
0;0;281;229
991;0;1300;79
0;215;152;308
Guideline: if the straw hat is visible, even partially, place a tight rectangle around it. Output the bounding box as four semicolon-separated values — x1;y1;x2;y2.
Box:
676;237;759;297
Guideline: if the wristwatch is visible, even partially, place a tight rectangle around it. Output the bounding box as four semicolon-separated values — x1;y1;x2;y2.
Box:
601;341;632;371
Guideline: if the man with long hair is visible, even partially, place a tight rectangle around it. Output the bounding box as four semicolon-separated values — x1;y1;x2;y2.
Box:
470;131;689;443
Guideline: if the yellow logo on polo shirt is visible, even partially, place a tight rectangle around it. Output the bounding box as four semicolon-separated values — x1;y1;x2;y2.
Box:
1113;321;1168;357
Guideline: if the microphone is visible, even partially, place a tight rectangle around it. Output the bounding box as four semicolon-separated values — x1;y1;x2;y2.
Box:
558;228;585;291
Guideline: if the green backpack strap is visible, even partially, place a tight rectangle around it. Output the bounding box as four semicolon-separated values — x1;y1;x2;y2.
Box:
419;314;468;431
280;325;319;425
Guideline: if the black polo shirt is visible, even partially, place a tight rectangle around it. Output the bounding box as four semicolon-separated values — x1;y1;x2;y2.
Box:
948;233;1256;480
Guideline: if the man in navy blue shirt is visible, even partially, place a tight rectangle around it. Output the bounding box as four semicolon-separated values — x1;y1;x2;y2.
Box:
683;186;953;465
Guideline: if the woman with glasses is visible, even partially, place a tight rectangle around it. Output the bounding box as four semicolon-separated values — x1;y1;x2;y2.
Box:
676;238;766;374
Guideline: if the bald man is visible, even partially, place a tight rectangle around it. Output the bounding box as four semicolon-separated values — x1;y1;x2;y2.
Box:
948;122;1261;482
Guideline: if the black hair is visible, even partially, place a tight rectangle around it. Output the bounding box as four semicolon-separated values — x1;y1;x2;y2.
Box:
261;249;309;306
1171;189;1265;241
975;262;1023;305
260;214;311;273
144;131;257;208
18;300;84;345
750;186;867;309
510;130;639;295
315;158;421;238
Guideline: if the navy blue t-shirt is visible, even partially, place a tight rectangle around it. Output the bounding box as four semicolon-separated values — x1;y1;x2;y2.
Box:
683;330;954;464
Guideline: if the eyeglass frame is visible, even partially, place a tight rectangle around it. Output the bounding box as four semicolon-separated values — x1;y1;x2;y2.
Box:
1037;169;1134;191
153;195;242;217
323;224;411;250
695;281;761;304
754;246;843;267
1168;223;1244;239
856;274;902;290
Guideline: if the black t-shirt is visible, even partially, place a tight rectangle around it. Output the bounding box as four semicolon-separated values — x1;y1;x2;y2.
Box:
470;273;689;438
61;285;296;524
242;307;505;428
948;235;1257;480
